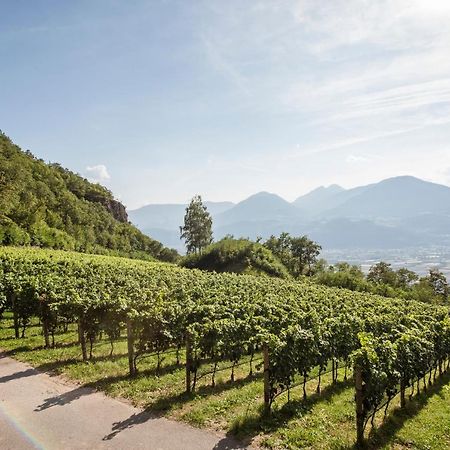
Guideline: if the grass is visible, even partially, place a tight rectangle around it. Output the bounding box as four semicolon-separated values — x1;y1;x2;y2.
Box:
2;313;450;449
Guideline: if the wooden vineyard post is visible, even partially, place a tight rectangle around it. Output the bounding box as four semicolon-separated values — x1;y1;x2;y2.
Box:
400;377;406;409
185;332;192;393
78;317;87;361
263;344;271;415
11;293;19;339
127;317;136;376
77;321;81;344
355;365;364;447
42;308;50;349
332;358;336;384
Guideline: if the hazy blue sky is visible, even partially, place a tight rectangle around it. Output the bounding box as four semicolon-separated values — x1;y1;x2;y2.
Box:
1;0;450;208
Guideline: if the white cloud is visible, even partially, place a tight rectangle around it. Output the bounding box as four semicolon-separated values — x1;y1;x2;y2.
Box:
282;63;450;123
444;167;450;184
85;164;111;183
200;1;450;125
293;0;450;52
346;154;371;164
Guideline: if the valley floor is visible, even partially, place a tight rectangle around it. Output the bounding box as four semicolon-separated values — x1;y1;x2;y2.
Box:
1;316;450;449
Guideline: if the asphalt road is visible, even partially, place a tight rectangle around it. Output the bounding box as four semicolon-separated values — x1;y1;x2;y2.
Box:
0;353;250;450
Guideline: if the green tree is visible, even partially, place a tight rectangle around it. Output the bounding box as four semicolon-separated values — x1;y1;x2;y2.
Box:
367;262;397;286
290;235;322;276
424;268;449;302
315;262;369;291
264;232;292;263
395;268;419;289
180;195;213;254
334;262;365;278
264;233;321;277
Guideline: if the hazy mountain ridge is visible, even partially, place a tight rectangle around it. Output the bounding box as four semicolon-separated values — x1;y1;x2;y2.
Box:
293;184;345;214
319;176;450;220
214;192;300;227
130;201;234;231
130;176;450;252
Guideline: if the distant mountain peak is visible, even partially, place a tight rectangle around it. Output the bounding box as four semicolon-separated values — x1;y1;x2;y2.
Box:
293;184;345;210
379;175;424;184
295;184;344;198
229;191;293;212
328;183;345;190
214;191;298;227
243;191;289;202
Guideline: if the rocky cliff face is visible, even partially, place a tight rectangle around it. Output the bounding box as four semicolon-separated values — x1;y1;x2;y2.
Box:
82;189;129;223
104;199;128;223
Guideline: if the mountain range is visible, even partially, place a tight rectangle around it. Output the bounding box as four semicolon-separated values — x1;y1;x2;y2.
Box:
129;176;450;252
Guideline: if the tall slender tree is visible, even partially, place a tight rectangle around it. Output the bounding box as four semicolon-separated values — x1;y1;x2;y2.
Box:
180;195;213;254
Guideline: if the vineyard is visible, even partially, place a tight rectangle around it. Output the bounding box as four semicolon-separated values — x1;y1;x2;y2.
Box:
1;246;450;447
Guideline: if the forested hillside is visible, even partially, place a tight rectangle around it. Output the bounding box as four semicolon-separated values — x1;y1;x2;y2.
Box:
0;132;177;261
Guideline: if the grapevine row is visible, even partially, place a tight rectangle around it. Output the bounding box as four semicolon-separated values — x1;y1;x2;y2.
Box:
1;247;449;446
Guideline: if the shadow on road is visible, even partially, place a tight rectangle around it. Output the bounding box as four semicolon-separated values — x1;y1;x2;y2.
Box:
102;410;252;449
35;386;93;411
212;436;251;449
102;410;155;440
0;368;36;384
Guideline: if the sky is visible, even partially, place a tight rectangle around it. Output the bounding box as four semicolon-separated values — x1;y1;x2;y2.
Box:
1;0;450;209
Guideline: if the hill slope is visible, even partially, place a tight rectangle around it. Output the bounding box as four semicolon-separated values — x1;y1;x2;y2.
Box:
0;132;177;261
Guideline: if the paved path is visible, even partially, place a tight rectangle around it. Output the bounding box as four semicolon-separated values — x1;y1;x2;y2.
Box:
0;353;250;450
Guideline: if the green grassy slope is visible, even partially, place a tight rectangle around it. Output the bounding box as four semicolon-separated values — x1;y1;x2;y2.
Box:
181;237;290;278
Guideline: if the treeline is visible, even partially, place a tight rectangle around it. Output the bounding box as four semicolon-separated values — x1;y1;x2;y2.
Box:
180;227;449;305
316;261;449;304
255;232;449;304
0;132;177;262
